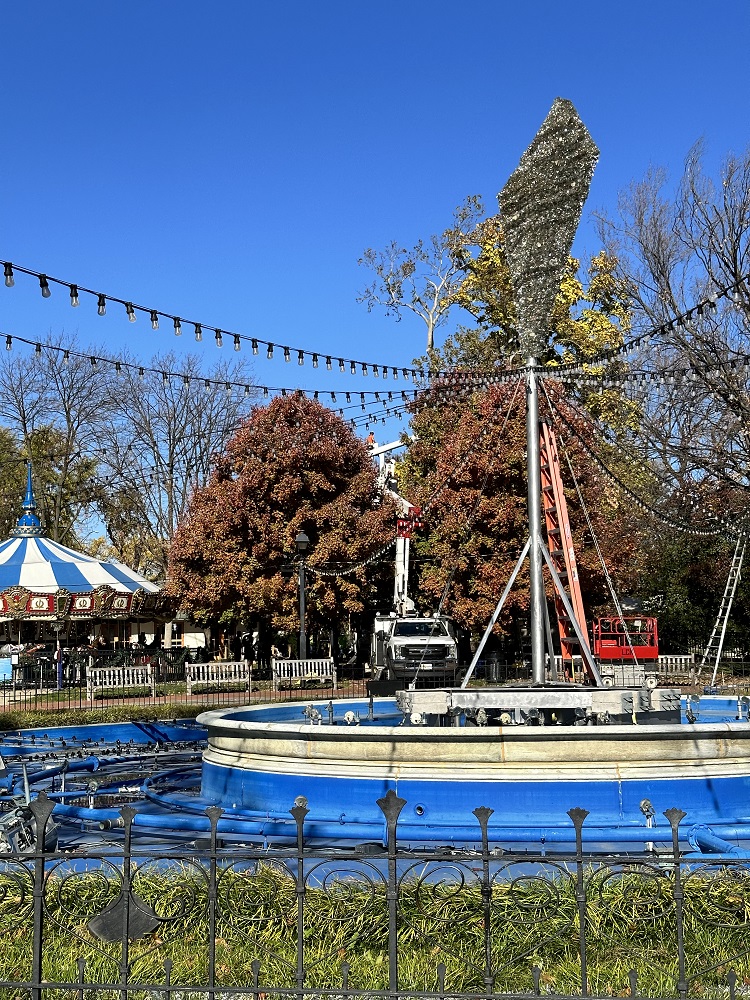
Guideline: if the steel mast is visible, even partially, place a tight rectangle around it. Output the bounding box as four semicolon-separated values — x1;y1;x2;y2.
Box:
526;361;546;684
496;98;599;685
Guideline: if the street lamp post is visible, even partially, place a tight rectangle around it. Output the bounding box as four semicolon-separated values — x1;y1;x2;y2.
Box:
295;531;310;659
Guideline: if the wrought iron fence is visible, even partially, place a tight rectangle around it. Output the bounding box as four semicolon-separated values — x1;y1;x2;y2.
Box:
0;650;373;712
2;791;750;999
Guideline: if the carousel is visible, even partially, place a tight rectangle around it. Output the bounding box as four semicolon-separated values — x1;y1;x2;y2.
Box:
0;464;170;687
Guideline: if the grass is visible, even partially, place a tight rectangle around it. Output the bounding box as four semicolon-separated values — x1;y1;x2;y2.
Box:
0;864;749;996
0;703;212;729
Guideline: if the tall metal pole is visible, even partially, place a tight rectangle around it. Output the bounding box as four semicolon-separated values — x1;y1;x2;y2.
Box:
526;361;546;685
298;560;306;659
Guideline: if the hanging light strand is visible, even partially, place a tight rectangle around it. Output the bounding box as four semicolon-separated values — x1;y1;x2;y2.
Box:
0;258;530;384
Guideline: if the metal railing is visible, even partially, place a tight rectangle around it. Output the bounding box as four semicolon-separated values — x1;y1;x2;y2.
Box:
0;649;372;712
2;792;750;999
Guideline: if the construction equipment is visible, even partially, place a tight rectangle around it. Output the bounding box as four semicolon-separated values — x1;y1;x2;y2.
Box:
539;421;591;673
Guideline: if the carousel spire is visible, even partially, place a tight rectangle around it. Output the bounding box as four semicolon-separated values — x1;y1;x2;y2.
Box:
11;461;44;537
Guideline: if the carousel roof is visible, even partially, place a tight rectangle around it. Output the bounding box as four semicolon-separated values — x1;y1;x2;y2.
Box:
0;463;159;596
0;536;159;595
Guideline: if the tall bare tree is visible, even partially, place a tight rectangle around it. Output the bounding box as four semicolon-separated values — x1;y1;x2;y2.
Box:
596;142;750;503
0;335;108;543
358;196;484;351
94;352;256;579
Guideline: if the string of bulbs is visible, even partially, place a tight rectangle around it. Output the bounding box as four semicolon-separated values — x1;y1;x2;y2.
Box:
1;258;519;384
307;378;525;578
548;398;744;540
545;271;750;375
4;256;746;394
1;330;439;417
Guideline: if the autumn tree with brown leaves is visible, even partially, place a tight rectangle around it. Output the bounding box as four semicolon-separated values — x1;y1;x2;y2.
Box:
166;395;398;655
399;379;646;651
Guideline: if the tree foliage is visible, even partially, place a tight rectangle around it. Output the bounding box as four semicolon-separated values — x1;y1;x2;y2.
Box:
358;196;484;352
92;351;255;579
596;141;750;499
0;339;255;577
399;380;645;641
166;395;398;639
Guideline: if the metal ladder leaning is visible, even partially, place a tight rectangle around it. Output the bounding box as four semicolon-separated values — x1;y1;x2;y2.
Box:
701;536;746;686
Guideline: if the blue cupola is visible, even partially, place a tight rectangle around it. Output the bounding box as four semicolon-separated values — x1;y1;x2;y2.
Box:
11;461;44;537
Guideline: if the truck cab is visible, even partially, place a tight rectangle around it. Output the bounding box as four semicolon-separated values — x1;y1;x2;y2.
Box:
371;613;459;683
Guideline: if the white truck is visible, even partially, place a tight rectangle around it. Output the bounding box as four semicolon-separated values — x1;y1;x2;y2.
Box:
371;613;459;683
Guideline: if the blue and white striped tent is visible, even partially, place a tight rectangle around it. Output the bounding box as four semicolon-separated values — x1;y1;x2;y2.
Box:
0;535;159;595
0;464;161;620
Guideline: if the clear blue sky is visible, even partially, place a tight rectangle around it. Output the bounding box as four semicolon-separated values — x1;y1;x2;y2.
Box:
1;1;748;443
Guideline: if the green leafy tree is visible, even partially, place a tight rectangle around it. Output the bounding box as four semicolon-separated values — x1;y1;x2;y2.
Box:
166;395;398;649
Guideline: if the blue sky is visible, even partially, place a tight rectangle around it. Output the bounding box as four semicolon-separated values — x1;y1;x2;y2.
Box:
1;1;748;444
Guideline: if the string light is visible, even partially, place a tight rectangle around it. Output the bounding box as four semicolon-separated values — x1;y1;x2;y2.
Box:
97;294;106;316
3;263;13;287
234;334;241;351
7;256;748;385
39;275;51;298
35;343;42;355
125;302;136;322
252;339;258;355
267;343;274;359
5;336;11;350
150;310;159;330
69;284;79;307
215;329;223;348
298;351;304;365
312;354;318;368
284;347;291;362
174;317;182;336
194;323;202;343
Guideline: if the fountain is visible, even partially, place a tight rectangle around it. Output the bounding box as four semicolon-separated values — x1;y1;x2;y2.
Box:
6;100;749;860
193;99;750;856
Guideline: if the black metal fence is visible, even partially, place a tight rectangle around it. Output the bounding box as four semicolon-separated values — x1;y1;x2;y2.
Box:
0;649;373;713
3;792;750;999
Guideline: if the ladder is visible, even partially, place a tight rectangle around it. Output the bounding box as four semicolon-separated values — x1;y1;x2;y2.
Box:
539;422;594;678
701;536;746;686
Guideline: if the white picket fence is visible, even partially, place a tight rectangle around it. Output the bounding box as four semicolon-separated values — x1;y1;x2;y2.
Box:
271;657;337;692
